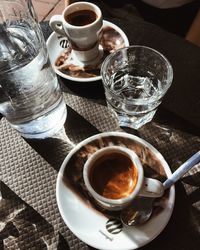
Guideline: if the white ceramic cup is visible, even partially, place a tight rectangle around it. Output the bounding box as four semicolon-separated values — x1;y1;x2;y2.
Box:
49;2;103;62
83;146;164;211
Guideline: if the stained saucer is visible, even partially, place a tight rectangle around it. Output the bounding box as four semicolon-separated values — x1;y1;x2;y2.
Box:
56;132;175;250
46;20;129;82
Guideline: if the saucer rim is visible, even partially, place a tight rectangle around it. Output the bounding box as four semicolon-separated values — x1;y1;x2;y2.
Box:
46;20;130;83
56;131;175;250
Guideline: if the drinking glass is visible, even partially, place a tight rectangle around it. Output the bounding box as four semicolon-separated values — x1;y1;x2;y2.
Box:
101;45;173;129
0;0;67;139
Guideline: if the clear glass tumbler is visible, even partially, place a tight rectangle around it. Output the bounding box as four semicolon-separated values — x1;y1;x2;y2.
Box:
0;0;67;139
101;45;173;129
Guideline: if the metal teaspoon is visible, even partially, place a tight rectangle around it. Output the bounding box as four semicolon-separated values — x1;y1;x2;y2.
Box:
121;151;200;226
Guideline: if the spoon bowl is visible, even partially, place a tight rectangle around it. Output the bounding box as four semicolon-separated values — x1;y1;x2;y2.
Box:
121;197;153;226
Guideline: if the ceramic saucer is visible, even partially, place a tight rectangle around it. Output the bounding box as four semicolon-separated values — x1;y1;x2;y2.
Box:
57;132;175;250
46;20;129;82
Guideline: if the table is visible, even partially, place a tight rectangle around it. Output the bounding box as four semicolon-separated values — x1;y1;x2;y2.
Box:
1;10;200;250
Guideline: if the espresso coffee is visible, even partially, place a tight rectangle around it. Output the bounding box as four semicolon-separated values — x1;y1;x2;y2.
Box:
89;152;138;199
65;9;97;26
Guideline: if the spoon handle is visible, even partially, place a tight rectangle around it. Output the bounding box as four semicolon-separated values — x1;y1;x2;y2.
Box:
163;151;200;189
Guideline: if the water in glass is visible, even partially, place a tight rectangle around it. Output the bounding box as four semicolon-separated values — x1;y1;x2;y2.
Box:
0;1;67;138
101;46;173;129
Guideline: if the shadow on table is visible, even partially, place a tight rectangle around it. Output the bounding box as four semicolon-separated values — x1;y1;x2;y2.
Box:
139;182;200;250
25;105;99;172
60;77;105;100
0;181;70;250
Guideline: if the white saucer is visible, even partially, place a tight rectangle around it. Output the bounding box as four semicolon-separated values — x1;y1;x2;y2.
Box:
46;20;129;82
57;132;175;250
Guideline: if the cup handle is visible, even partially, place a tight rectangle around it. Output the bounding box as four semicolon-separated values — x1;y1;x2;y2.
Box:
49;15;66;36
139;177;164;198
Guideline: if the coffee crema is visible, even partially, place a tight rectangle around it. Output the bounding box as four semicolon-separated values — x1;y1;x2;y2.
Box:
65;9;97;26
89;152;138;199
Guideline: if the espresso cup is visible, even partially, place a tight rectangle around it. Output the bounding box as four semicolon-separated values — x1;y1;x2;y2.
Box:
49;2;103;62
83;146;164;211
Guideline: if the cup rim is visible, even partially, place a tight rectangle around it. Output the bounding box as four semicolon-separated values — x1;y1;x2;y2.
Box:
83;145;144;205
101;45;173;104
62;1;102;29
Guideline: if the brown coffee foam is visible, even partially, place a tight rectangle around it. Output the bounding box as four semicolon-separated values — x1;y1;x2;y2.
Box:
90;152;138;199
65;9;97;26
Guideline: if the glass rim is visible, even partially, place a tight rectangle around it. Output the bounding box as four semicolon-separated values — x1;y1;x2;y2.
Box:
101;45;173;103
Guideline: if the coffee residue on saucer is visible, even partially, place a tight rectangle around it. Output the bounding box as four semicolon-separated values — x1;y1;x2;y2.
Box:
62;135;169;219
55;26;125;79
